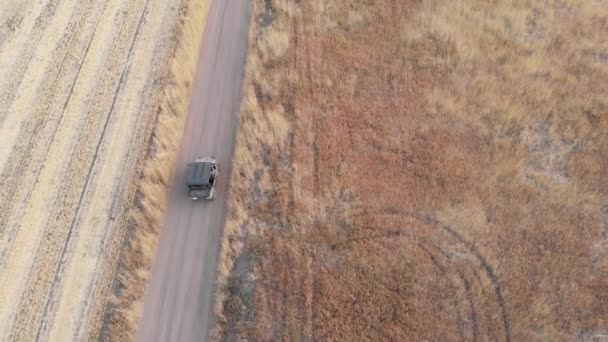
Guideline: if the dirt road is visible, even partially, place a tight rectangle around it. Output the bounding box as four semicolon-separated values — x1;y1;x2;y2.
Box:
136;1;252;341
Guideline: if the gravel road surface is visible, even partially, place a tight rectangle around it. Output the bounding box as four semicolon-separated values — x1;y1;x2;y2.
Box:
136;1;252;341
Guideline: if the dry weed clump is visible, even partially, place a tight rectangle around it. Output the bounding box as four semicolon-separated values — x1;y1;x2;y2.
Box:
216;0;608;340
99;0;211;339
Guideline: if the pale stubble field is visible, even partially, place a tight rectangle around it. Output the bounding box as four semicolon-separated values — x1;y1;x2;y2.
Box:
0;0;209;340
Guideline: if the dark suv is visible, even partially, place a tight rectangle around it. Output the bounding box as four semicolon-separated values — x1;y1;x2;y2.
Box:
185;157;218;200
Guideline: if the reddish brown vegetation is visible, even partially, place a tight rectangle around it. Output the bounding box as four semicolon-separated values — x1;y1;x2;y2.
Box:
216;0;608;340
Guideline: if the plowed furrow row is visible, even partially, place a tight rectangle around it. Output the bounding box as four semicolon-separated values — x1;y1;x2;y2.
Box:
0;0;107;332
0;0;34;47
6;2;150;339
0;0;209;339
79;2;189;337
0;0;63;127
0;0;90;246
39;0;177;339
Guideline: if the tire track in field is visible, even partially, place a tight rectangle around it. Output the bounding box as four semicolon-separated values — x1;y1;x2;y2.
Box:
325;220;476;339
0;0;111;333
0;0;102;277
40;1;178;339
33;3;137;334
0;0;63;126
93;0;196;332
264;1;501;335
289;5;322;335
0;0;89;247
0;0;55;93
0;0;34;45
78;7;182;332
419;215;511;341
7;1;151;339
1;0;205;340
280;8;484;336
299;4;321;202
351;207;511;341
432;218;513;342
0;0;128;296
418;242;478;341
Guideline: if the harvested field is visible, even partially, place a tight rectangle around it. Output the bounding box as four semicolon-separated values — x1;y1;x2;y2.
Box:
0;0;209;340
215;0;608;341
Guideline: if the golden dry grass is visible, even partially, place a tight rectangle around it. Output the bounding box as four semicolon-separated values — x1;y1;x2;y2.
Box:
215;0;608;340
0;0;209;340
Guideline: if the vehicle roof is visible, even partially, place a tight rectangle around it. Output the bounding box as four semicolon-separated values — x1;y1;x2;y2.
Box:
186;161;213;186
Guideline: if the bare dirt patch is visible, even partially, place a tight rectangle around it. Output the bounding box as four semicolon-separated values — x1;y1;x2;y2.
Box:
215;0;608;340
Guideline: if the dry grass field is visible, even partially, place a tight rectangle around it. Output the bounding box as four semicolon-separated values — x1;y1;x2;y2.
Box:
0;0;209;340
215;0;608;340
